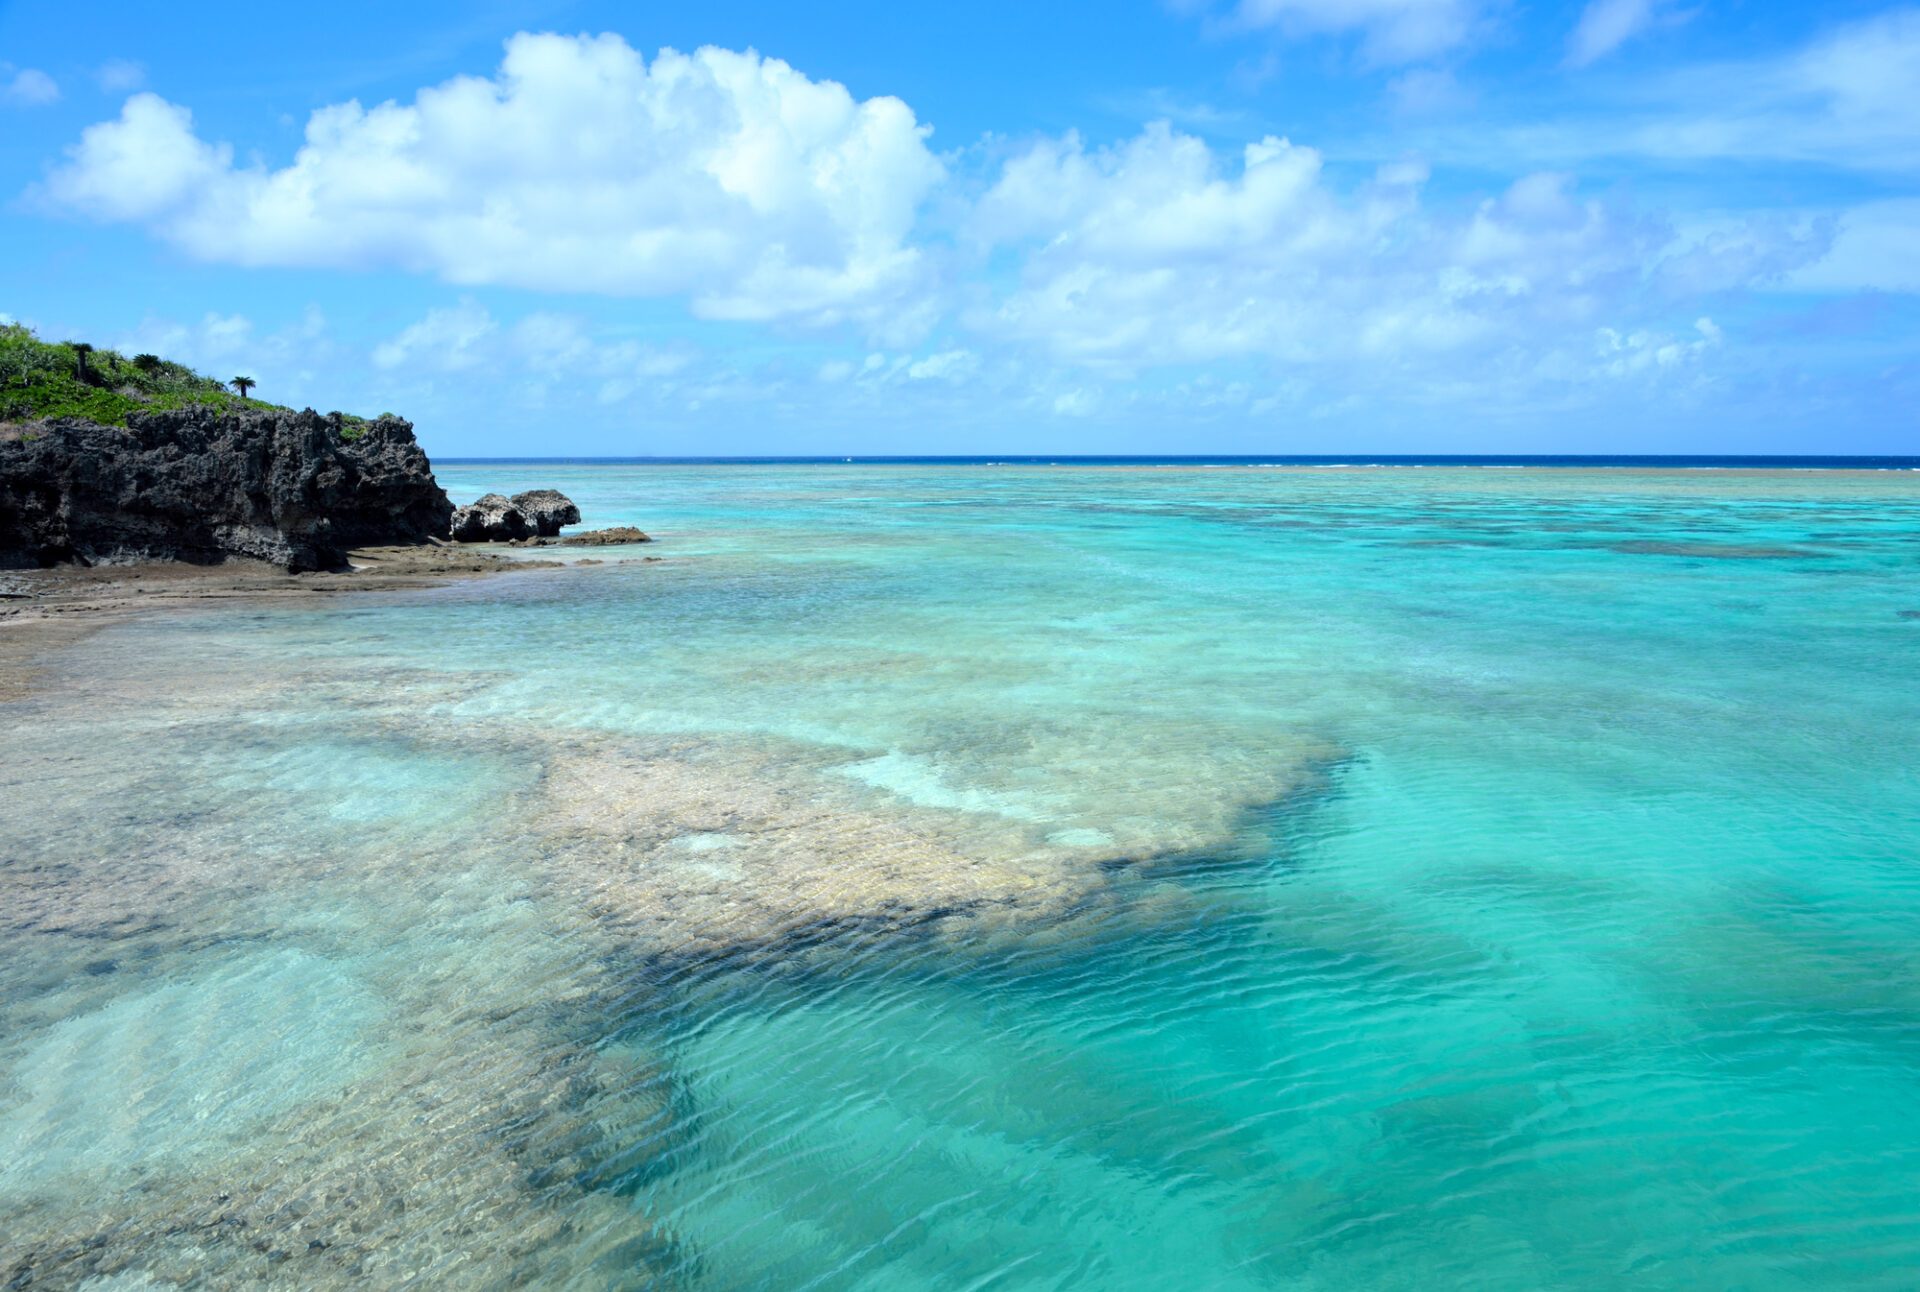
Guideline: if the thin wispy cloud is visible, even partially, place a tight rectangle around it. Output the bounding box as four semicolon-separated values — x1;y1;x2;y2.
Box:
1188;0;1496;64
94;59;146;93
1567;0;1658;66
1381;8;1920;176
2;67;60;107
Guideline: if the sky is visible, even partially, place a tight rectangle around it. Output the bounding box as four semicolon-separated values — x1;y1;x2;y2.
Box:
3;0;1918;456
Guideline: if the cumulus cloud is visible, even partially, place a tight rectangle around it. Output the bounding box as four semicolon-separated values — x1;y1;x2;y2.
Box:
27;26;1869;426
1197;0;1491;63
38;33;945;329
963;120;1823;387
3;68;60;107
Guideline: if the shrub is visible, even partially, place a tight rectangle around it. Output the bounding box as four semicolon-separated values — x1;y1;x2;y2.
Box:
0;323;373;441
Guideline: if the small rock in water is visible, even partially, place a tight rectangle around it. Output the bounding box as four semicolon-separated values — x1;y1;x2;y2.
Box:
559;526;651;546
1899;609;1920;620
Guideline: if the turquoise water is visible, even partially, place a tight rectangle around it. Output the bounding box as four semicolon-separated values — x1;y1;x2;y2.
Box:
3;465;1918;1289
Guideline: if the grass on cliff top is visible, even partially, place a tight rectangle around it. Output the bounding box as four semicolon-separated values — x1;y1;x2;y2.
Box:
0;323;382;439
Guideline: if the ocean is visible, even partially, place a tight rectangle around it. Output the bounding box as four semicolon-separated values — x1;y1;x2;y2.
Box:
4;461;1918;1289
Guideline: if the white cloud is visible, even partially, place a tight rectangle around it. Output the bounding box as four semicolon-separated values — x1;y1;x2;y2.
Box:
1052;387;1103;416
39;33;945;330
1388;67;1471;115
1785;9;1920;157
38;95;231;219
95;60;146;93
1206;0;1491;64
1595;317;1719;376
1783;199;1920;293
906;349;978;381
371;302;696;396
1472;9;1920;174
3;68;60;107
371;300;497;370
109;307;335;403
25;25;1878;430
964;120;1820;384
1567;0;1655;66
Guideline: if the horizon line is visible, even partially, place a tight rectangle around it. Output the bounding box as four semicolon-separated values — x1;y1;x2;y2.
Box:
433;454;1920;469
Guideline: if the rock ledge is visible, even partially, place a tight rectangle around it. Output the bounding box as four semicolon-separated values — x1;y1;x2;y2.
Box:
0;408;453;571
559;526;651;547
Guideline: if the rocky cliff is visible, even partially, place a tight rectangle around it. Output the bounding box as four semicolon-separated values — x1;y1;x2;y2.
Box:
0;407;454;571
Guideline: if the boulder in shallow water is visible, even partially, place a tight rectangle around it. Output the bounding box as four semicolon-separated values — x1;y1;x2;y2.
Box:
511;489;580;537
450;489;580;541
449;493;532;542
559;526;651;546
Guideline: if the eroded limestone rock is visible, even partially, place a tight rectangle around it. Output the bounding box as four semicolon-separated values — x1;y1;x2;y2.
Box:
449;490;582;542
449;493;531;542
511;490;581;537
0;409;454;572
559;526;651;546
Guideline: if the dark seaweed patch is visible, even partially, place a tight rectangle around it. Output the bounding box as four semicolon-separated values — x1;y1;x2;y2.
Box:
1605;541;1822;560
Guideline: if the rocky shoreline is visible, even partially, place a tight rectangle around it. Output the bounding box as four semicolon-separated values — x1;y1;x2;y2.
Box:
0;404;665;707
0;406;651;572
1;407;453;571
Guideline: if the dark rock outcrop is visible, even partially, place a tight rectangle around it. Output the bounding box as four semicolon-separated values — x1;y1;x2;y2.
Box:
0;408;453;572
559;526;651;546
449;489;581;541
449;493;531;542
511;490;580;537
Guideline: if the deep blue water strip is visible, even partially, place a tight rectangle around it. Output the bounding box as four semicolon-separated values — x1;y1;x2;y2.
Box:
436;455;1920;469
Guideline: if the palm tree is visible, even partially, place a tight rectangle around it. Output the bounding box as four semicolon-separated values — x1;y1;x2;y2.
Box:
231;376;256;400
71;342;94;384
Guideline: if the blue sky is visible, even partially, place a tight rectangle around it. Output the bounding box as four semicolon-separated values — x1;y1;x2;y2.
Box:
3;0;1918;455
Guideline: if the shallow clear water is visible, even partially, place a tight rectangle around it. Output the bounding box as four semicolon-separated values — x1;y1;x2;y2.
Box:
4;465;1919;1289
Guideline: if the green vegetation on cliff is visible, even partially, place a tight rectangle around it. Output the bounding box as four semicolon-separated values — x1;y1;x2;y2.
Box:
0;324;282;426
0;323;381;438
